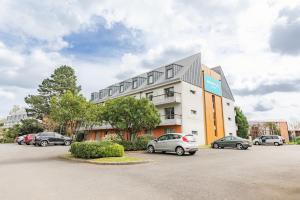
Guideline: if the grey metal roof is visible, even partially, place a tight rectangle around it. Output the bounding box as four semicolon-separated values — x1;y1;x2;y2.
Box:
91;53;236;103
212;66;235;101
91;53;202;102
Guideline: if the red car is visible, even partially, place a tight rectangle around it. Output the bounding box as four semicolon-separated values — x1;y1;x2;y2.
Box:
24;134;36;145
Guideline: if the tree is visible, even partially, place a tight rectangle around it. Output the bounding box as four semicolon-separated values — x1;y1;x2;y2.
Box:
25;65;81;119
19;119;44;135
3;124;21;143
235;107;249;138
265;122;280;135
101;97;161;141
50;91;87;136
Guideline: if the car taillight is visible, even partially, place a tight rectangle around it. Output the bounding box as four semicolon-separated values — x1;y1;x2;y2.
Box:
182;136;189;143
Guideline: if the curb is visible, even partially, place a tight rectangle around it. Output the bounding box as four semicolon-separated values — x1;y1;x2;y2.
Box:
58;155;152;166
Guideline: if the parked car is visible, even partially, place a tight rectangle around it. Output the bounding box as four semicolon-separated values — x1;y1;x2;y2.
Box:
211;136;252;150
147;133;198;156
24;134;36;145
34;132;72;147
16;135;25;145
253;135;283;146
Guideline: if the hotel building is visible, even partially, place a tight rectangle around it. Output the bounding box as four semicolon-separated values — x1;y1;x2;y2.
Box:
87;53;236;145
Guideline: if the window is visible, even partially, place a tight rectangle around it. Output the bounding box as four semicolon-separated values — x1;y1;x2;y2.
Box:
120;84;124;93
190;90;196;94
212;95;217;137
192;131;198;135
146;92;154;101
158;135;169;141
144;129;152;135
99;91;102;99
166;68;174;79
108;89;112;96
191;110;197;115
132;79;138;89
148;74;154;84
164;128;175;134
164;107;175;119
164;87;174;97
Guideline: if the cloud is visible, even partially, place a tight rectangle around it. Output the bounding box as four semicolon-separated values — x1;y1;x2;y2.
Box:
254;100;274;112
269;6;300;55
232;78;300;96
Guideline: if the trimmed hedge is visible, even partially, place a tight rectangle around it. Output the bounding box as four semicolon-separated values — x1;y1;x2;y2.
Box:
70;141;124;159
114;135;155;151
296;137;300;145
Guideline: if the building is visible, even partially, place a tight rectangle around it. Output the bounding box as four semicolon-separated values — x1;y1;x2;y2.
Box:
249;120;289;142
87;53;236;145
3;106;28;128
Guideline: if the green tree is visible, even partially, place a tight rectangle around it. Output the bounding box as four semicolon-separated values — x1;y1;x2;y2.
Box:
101;97;161;141
25;65;81;119
235;107;249;138
3;124;21;143
50;91;87;136
19;119;44;135
265;122;280;135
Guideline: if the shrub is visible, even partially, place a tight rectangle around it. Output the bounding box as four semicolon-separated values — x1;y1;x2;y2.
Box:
70;141;124;159
296;137;300;145
75;131;85;142
114;134;155;151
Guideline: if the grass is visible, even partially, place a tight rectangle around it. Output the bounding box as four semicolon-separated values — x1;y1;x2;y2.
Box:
90;156;144;163
61;153;147;164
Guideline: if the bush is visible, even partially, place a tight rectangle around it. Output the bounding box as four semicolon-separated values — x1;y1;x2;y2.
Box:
75;131;85;142
114;134;155;151
70;141;124;159
296;137;300;145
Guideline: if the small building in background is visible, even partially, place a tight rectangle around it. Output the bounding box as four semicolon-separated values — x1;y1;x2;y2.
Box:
3;106;28;128
249;120;289;142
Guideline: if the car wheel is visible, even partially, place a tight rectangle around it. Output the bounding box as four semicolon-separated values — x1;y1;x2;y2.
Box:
255;141;259;145
40;140;48;147
213;143;219;149
26;143;30;145
176;146;185;156
274;142;279;146
236;143;243;150
189;151;196;155
64;140;71;146
147;145;155;153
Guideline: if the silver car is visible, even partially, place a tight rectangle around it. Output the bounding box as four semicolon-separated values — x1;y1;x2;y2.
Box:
253;135;283;146
147;133;198;156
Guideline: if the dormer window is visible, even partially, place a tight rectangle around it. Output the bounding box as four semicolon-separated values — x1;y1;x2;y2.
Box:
166;68;174;79
132;79;138;89
108;88;112;96
148;74;154;84
120;84;124;93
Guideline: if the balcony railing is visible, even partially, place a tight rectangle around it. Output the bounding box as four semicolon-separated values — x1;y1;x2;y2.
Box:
160;114;182;126
151;92;181;106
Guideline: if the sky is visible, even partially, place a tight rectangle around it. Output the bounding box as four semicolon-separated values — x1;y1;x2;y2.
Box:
0;0;300;123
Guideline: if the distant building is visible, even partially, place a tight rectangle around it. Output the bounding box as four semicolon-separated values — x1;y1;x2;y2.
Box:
249;120;289;142
3;106;28;128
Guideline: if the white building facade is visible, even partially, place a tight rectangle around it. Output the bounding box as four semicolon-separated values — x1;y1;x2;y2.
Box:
3;106;28;128
88;53;236;145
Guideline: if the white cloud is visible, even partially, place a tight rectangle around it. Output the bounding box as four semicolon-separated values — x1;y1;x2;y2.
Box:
0;0;300;123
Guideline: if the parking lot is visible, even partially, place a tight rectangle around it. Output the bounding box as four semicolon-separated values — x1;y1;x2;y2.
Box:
0;144;300;200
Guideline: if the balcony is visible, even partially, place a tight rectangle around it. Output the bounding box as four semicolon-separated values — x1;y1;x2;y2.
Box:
151;92;181;106
160;114;182;126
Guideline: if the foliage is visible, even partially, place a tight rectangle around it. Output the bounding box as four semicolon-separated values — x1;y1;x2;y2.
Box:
235;107;249;139
3;124;21;143
113;135;155;151
265;122;280;135
70;141;124;159
25;65;81;119
42;116;59;132
101;97;161;141
19;119;44;135
83;102;103;130
50;91;87;136
75;131;85;142
296;137;300;145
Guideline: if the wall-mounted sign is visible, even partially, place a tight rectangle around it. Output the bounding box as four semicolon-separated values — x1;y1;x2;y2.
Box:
204;75;222;96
